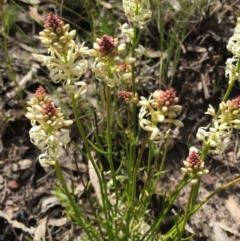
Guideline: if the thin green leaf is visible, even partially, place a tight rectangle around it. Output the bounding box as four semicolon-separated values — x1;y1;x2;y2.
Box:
87;140;109;154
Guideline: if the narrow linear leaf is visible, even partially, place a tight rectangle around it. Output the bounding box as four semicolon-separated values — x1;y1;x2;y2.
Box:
87;140;108;154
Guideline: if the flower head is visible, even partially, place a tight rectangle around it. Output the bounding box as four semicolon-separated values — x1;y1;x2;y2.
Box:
220;96;240;129
121;23;134;42
89;35;120;58
39;12;76;54
44;12;65;33
122;0;152;29
229;96;240;108
152;88;180;115
225;57;239;83
118;90;138;104
196;98;240;156
138;89;183;143
227;17;240;57
181;147;209;184
35;86;46;97
26;87;73;166
95;35;118;57
116;63;132;84
139;88;183;127
225;18;240;83
197;119;231;156
38;13;88;98
90;33;136;87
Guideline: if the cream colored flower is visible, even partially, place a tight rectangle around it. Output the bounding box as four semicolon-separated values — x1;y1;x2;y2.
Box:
197;120;232;156
138;89;183;142
90;34;137;87
227;18;240;57
39;147;61;167
138;116;165;143
29;123;71;150
63;79;87;98
225;18;240;83
135;45;145;56
26;86;73;167
122;0;152;29
39;44;88;83
205;104;216;117
121;23;134;42
38;13;88;98
181;147;209;184
225;57;239;83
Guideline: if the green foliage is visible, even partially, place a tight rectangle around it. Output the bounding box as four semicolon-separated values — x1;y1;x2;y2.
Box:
54;183;78;223
151;0;211;86
0;4;17;33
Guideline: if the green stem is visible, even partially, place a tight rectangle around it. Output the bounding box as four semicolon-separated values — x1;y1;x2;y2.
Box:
131;26;137;95
176;184;194;241
141;175;189;241
159;126;171;174
147;141;153;171
191;144;210;207
192;176;240;212
129;25;138;208
132;132;151;203
54;160;99;240
131;26;138;137
131;26;138;169
163;175;240;240
70;94;112;238
54;160;82;223
106;86;118;204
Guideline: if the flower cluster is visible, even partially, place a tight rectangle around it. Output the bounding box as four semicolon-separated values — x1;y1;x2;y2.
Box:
181;147;209;184
122;0;152;29
138;88;183;143
121;23;134;42
89;34;135;87
197;96;240;155
220;96;240;128
118;90;138;104
38;12;89;98
26;86;73;166
225;17;240;83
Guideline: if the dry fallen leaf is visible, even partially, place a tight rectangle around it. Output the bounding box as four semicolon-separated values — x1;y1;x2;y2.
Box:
29;6;44;23
19;159;32;170
212;222;230;241
0;174;4;184
146;48;161;58
88;152;102;204
0;210;36;234
100;1;112;9
38;195;61;216
34;216;48;241
19;0;41;5
48;217;68;226
6;65;38;99
225;197;240;223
